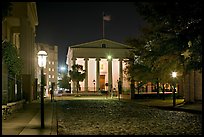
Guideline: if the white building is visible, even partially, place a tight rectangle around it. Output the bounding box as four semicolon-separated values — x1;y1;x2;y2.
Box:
66;39;133;93
35;43;58;97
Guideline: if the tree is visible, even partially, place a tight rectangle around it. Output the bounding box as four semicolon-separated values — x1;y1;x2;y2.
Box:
133;1;202;72
2;41;23;75
69;64;86;95
124;37;153;83
125;1;202;96
2;41;23;102
58;74;71;90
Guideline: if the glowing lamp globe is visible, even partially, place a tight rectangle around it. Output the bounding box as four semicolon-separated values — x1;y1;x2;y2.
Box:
37;50;47;68
107;55;112;60
172;72;177;78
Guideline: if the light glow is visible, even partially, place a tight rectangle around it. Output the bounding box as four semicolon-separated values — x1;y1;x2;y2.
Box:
60;66;66;71
37;50;47;68
107;55;112;60
172;71;177;78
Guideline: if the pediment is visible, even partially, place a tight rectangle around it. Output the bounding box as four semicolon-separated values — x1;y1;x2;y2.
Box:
70;39;132;49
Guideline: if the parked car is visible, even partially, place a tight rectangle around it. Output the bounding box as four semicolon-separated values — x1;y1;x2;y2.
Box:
65;89;71;93
58;90;63;94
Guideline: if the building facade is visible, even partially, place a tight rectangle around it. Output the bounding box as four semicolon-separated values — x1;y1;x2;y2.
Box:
2;2;38;103
35;43;58;97
181;70;202;102
66;39;133;93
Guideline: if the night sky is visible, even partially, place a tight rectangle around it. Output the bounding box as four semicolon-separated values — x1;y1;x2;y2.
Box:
35;2;147;66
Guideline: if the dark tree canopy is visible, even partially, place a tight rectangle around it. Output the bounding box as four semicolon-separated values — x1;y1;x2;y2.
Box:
125;0;202;87
134;0;202;72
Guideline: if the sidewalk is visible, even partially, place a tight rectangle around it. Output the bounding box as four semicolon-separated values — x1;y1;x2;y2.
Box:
2;98;57;135
2;96;201;135
55;95;202;114
174;100;202;114
130;98;202;114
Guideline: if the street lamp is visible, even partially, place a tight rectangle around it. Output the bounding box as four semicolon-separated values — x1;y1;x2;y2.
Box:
37;50;47;128
60;66;66;71
107;55;112;60
93;80;96;93
171;71;177;107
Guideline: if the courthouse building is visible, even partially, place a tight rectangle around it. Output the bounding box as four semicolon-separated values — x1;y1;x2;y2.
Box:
66;39;133;93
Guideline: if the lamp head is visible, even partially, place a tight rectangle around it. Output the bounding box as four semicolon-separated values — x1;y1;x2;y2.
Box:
38;50;47;68
172;71;177;78
107;55;112;60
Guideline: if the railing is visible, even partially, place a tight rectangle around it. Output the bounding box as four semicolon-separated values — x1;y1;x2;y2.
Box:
7;74;23;103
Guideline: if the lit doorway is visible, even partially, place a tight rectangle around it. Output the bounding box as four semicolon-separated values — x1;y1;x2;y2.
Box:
100;75;105;90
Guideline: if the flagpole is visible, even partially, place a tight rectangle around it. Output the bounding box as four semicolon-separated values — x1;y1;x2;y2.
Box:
102;12;105;39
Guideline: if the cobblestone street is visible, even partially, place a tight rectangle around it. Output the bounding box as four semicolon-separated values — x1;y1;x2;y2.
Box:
56;98;202;135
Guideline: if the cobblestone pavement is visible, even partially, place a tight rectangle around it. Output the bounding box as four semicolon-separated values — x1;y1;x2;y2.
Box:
56;99;202;135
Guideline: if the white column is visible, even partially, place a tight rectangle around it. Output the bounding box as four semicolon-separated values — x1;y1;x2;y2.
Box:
96;58;100;92
119;58;123;85
84;58;89;92
108;58;112;92
194;70;202;100
71;57;76;93
20;18;28;74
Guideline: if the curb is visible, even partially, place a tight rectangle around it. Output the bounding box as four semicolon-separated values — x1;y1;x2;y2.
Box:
50;101;58;135
151;105;202;114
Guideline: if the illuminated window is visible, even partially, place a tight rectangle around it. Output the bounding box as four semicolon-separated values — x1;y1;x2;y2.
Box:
52;75;54;78
52;61;54;65
12;33;20;52
49;75;51;78
49;61;51;64
49;68;51;71
52;68;54;71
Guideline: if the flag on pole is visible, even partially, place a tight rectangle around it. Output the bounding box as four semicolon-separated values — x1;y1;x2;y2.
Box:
103;14;111;21
102;12;111;39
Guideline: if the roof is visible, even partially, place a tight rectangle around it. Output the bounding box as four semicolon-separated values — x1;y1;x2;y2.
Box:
69;39;132;49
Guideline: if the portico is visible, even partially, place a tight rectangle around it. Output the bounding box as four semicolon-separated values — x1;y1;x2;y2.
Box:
66;39;133;93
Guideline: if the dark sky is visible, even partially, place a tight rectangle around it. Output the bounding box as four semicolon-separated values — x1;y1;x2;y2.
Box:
35;2;147;66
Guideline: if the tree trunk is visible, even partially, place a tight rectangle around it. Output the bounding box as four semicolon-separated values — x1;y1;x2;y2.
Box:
130;79;135;99
156;78;159;95
76;81;79;95
162;83;165;100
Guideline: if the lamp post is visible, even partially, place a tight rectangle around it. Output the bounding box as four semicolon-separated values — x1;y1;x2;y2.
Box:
37;50;47;128
172;71;177;107
51;82;55;102
93;80;96;93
